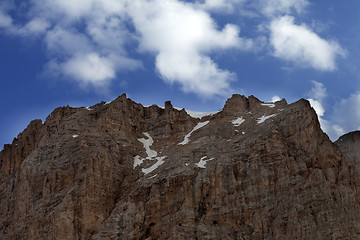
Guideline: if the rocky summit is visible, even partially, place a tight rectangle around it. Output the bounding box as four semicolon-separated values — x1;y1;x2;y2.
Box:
1;94;360;240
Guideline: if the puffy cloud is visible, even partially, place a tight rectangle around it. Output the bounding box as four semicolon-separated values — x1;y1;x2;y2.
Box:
0;0;346;98
128;0;253;98
46;52;141;86
1;0;256;97
156;53;235;96
44;27;93;56
61;53;116;86
271;95;281;102
24;1;139;86
270;16;345;71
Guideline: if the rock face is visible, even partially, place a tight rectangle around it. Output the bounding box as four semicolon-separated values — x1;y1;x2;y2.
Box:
1;94;360;239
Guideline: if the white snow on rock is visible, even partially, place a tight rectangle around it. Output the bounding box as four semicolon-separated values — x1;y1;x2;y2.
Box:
72;134;79;138
261;103;275;108
178;121;210;145
133;132;166;175
138;133;157;159
133;156;144;168
142;156;166;174
148;174;158;179
257;114;277;124
84;106;93;111
232;117;245;127
196;156;214;168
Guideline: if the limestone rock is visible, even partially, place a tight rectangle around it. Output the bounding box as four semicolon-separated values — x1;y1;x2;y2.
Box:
1;94;360;239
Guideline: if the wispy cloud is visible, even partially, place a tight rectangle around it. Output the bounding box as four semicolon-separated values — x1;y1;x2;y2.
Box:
260;0;309;17
332;93;360;135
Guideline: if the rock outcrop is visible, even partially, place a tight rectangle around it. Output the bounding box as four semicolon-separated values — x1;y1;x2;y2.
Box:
1;94;360;239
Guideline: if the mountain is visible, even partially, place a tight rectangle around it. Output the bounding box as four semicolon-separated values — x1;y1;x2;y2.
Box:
1;94;360;239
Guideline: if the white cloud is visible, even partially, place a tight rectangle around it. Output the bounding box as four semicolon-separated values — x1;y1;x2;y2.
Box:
306;81;346;141
54;53;116;86
308;98;325;117
260;0;309;17
44;27;93;56
332;93;360;134
308;80;326;101
270;16;345;71
0;9;50;36
0;10;12;28
128;0;254;98
47;53;141;86
319;118;345;141
156;53;235;96
127;0;253;98
0;0;257;97
22;18;51;35
271;95;281;102
195;0;245;13
0;0;346;98
307;81;326;117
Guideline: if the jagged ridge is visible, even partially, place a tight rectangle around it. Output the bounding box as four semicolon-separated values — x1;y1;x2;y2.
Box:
1;94;360;239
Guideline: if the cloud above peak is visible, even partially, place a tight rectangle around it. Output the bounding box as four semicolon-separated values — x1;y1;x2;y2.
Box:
269;16;345;71
129;0;254;97
0;0;346;98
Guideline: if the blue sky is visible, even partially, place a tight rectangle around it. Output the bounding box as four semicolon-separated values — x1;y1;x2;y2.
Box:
1;0;360;148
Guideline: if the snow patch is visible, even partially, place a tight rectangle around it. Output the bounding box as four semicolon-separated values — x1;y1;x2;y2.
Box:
232;117;245;127
257;114;277;124
242;131;245;135
142;157;165;174
138;133;157;159
178;121;210;145
261;103;275;108
72;134;79;138
133;132;166;175
148;174;158;179
84;107;93;111
196;156;214;168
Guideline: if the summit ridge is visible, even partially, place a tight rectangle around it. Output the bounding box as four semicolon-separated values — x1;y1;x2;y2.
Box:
1;94;360;239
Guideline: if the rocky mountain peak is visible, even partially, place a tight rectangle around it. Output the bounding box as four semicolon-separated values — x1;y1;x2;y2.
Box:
1;94;360;239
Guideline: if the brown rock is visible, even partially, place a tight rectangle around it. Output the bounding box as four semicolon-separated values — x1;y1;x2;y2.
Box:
1;94;360;239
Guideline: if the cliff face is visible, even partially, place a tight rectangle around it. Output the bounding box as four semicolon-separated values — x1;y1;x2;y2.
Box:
1;94;360;240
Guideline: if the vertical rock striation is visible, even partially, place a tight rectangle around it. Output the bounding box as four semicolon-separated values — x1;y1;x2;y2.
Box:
1;94;360;239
